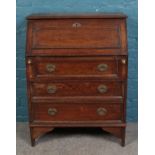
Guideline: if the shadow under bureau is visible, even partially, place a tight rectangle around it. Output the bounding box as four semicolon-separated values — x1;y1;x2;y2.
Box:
26;13;128;146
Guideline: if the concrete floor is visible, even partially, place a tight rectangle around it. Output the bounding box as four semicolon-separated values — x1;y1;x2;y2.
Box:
16;123;137;155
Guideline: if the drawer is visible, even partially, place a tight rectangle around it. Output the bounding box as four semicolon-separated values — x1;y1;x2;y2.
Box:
33;103;122;122
31;81;123;99
27;56;126;80
31;19;122;49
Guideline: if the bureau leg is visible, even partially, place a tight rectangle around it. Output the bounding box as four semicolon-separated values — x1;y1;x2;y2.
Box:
29;127;54;146
121;128;126;147
102;127;126;146
31;137;35;147
30;128;35;147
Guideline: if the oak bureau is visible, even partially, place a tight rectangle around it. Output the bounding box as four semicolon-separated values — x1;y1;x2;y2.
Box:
26;13;128;146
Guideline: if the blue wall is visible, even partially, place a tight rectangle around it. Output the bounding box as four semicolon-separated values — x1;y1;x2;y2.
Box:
16;0;138;122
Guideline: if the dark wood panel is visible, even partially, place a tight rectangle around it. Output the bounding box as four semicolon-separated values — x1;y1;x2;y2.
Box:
30;122;125;127
31;96;123;103
26;18;127;56
26;56;127;81
32;19;121;49
26;13;128;146
29;56;121;79
33;103;122;122
31;80;124;98
27;13;127;19
28;49;127;56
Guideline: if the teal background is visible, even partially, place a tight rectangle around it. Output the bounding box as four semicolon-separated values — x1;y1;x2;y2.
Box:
16;0;138;122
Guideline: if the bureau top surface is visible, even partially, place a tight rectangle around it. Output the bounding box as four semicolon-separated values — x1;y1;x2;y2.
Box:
27;13;127;20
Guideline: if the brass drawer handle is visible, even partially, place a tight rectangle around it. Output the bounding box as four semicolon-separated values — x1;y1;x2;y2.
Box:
98;85;108;93
97;64;108;72
97;107;107;116
27;59;32;64
46;64;56;72
48;108;57;116
47;85;57;94
72;23;81;28
121;59;126;64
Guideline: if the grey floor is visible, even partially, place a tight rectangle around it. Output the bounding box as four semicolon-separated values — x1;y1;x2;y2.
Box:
17;123;137;155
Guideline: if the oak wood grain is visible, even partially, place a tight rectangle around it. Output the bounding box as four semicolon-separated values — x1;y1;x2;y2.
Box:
26;13;128;146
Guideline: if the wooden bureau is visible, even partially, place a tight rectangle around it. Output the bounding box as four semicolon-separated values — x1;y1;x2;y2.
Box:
26;13;128;146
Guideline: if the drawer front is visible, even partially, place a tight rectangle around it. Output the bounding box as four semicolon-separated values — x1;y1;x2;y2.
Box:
31;81;123;99
31;19;122;49
27;56;126;80
33;103;122;122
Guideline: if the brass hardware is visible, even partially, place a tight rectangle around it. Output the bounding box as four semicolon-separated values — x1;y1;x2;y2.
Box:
97;64;108;72
97;107;107;116
48;108;57;116
27;59;32;64
47;85;57;94
97;85;107;93
72;23;81;28
46;64;56;72
121;59;126;64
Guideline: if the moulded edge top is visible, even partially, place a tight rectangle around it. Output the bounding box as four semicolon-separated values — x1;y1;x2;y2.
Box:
26;13;127;20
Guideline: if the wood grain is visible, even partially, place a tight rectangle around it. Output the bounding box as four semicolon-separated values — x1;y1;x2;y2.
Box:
33;103;122;122
26;13;128;146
